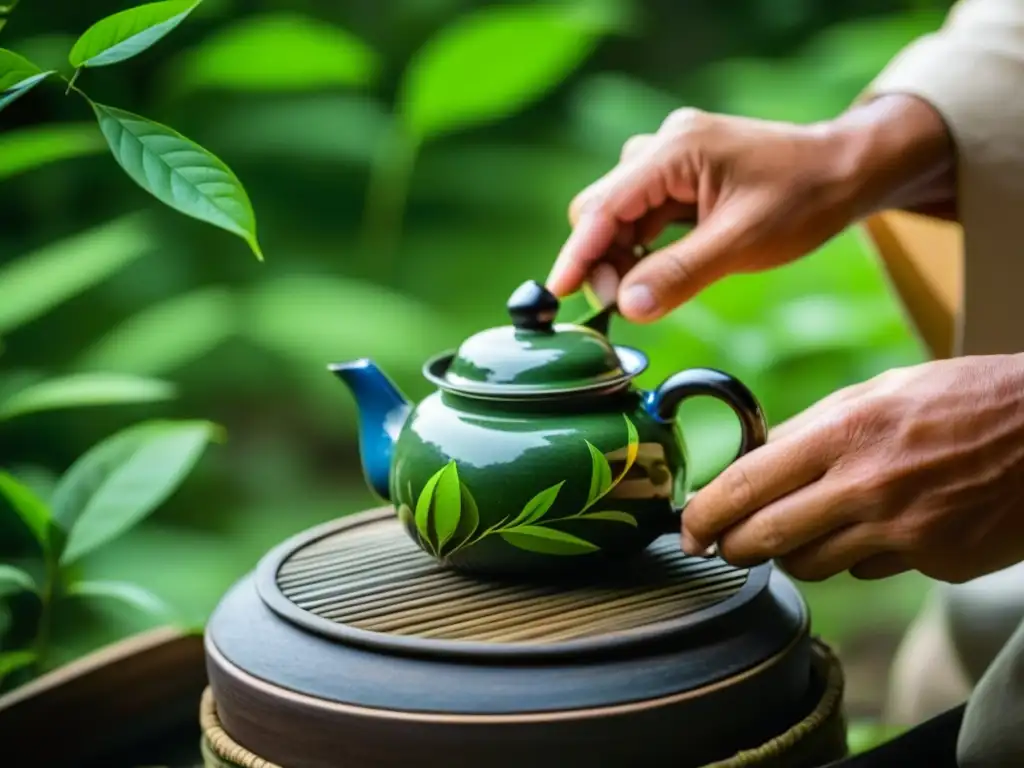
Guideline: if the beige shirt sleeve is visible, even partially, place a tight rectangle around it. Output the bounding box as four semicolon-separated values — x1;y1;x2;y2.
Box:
866;0;1024;356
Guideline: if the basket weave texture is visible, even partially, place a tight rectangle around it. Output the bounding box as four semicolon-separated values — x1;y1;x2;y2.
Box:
201;639;848;768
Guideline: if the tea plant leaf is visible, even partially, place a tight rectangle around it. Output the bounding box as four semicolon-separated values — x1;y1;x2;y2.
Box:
0;214;155;336
0;49;53;115
399;5;602;141
171;13;378;95
75;287;236;376
0;472;51;550
397;503;414;531
414;466;444;555
69;0;200;69
576;510;637;527
52;420;221;564
585;441;612;507
0;123;106;182
431;461;462;550
444;481;479;554
65;580;177;623
0;373;175;421
91;102;263;260
500;526;598;555
0;650;36;677
507;481;564;527
0;564;37;599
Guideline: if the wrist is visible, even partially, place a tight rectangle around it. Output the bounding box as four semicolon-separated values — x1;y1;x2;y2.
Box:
822;94;956;218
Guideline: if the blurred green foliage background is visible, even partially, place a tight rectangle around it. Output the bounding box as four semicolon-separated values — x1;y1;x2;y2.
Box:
0;0;954;695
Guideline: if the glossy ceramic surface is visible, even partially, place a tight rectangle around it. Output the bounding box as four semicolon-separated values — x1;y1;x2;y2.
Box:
331;280;768;574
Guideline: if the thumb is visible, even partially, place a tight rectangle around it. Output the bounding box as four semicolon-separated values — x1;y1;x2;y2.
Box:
617;208;748;321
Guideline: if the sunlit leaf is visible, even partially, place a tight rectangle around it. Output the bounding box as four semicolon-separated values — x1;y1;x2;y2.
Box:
0;123;106;182
0;373;175;421
0;214;155;336
0;650;35;677
429;461;463;550
444;482;479;554
0;564;37;599
91;102;263;260
0;49;53;114
51;420;221;564
585;441;612;507
64;579;177;623
75;287;236;376
170;13;378;95
0;472;51;550
500;525;598;555
399;5;605;141
69;0;200;69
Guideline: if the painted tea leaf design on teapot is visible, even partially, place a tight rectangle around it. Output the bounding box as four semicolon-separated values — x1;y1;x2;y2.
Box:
400;415;641;560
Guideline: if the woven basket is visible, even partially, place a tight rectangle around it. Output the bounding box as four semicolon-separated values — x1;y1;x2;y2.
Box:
201;638;847;768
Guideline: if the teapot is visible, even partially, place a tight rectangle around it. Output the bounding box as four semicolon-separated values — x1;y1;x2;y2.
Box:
330;280;767;575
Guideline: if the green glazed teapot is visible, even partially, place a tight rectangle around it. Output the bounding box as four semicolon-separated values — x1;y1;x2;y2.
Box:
330;280;767;575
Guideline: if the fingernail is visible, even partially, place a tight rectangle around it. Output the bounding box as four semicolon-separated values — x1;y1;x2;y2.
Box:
681;528;702;556
589;263;619;305
620;284;657;318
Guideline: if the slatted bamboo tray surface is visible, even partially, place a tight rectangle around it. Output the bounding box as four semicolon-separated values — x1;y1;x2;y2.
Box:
259;508;751;653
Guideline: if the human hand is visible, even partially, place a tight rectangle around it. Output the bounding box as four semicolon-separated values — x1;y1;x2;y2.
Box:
681;354;1024;584
547;96;954;322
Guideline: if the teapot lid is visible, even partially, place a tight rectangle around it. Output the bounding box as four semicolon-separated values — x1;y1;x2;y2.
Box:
423;280;648;398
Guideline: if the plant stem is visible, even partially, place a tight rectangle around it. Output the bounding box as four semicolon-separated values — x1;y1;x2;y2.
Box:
358;118;419;277
32;555;57;671
65;69;81;96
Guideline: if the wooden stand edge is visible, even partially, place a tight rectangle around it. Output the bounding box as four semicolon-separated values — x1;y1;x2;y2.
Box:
0;626;207;767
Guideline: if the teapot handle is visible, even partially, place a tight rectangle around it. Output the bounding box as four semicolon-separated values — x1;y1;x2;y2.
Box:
643;368;768;551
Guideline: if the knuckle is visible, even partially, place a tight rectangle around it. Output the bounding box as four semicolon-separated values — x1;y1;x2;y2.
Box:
721;462;756;514
661;107;708;134
621;134;652;161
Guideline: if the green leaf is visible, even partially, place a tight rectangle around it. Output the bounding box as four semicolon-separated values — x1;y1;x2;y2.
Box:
0;650;36;677
444;481;480;553
69;0;200;69
0;49;53;114
585;441;612;507
170;12;378;95
0;373;175;421
0;214;155;336
610;415;640;486
500;526;598;555
399;5;603;141
431;461;462;550
0;564;37;599
0;123;105;182
397;503;414;530
507;481;564;527
64;580;177;623
51;420;220;564
0;472;51;550
576;510;637;526
413;466;444;554
75;287;236;376
91;102;263;260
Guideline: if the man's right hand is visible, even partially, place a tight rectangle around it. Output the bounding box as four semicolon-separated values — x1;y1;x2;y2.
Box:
546;95;954;322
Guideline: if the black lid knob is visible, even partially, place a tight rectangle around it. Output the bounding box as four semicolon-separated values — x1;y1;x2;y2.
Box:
507;280;559;331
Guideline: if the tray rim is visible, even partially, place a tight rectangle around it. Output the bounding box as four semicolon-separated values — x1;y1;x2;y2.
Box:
254;507;776;663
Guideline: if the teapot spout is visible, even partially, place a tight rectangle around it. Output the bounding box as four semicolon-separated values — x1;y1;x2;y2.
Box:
328;359;411;501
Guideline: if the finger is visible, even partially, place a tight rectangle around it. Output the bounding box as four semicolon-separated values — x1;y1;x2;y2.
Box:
547;209;621;296
616;206;747;321
681;427;835;555
567;138;667;227
634;201;698;246
778;524;889;582
715;476;859;567
850;552;910;580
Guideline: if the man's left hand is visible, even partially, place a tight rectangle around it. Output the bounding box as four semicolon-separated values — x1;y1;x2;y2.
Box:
682;354;1024;584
